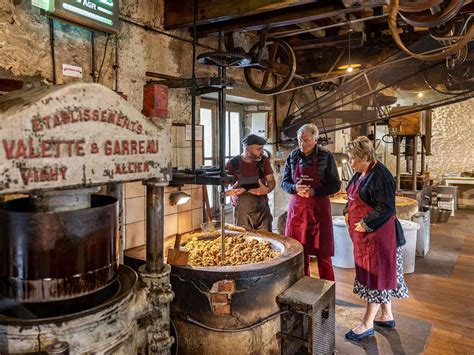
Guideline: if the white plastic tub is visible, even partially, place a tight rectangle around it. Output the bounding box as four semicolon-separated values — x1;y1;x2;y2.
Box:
399;219;420;274
332;216;354;268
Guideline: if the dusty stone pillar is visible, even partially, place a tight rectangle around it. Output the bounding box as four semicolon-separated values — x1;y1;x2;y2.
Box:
140;83;174;354
139;264;175;354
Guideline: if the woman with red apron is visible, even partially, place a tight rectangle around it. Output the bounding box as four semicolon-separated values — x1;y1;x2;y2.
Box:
281;124;341;280
344;136;408;341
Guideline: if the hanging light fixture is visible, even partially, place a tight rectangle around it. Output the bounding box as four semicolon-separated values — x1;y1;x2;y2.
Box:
337;29;361;73
169;188;191;206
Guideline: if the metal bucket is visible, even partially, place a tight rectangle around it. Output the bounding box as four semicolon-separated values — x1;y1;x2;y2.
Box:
438;209;452;223
429;206;439;223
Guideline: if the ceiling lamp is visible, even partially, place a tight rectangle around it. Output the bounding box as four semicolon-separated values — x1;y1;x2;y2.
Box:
337;63;362;72
417;92;424;98
337;29;361;73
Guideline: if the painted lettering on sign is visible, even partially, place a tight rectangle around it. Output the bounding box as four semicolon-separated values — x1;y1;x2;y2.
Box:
31;109;143;135
104;140;159;156
3;139;86;159
19;165;68;185
0;82;171;194
2;139;159;160
115;161;150;175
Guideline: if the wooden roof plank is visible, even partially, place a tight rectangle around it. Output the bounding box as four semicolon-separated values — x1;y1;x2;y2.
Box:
164;0;315;30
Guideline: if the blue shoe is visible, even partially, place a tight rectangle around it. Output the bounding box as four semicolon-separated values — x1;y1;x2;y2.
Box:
374;319;396;328
345;328;375;341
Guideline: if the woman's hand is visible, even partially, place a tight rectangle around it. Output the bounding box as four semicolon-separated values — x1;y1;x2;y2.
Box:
354;222;367;232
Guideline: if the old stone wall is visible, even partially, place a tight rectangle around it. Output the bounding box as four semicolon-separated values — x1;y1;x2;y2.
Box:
382;99;474;183
427;98;474;182
270;90;474;225
0;1;273;244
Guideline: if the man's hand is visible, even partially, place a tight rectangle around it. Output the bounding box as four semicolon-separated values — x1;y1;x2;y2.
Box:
226;181;246;197
248;179;269;196
295;180;314;198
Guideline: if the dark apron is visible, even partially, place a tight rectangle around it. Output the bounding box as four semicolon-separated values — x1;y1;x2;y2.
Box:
234;172;273;232
347;167;397;290
285;153;334;257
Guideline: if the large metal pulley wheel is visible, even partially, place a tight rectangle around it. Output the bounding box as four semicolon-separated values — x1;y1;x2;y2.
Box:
398;0;464;28
244;38;296;95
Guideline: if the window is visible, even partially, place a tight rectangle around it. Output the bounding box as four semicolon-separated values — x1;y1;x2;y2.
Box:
201;107;214;167
225;111;241;159
200;101;243;213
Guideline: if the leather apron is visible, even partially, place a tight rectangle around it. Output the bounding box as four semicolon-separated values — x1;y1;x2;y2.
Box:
234;168;273;232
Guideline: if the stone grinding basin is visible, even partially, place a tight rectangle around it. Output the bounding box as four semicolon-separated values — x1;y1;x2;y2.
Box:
166;229;284;267
123;226;304;354
166;227;304;354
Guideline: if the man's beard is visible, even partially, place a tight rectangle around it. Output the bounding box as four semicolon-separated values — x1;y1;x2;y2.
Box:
248;152;263;161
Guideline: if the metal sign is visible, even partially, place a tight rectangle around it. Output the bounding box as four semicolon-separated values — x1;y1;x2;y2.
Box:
33;0;119;33
0;83;172;194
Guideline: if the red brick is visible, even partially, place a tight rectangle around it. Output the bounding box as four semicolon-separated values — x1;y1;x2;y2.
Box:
217;280;235;294
210;293;228;305
213;304;232;315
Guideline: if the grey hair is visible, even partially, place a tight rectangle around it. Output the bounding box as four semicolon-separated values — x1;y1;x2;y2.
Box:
297;123;319;141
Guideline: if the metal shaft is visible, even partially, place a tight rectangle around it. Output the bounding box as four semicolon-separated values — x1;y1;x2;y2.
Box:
420;139;425;175
48;18;57;85
220;188;226;261
218;64;227;261
146;184;165;273
107;182;124;264
412;136;418;191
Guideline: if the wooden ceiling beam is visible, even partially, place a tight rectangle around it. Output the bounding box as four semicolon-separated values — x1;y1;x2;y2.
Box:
290;31;365;51
164;0;315;30
316;110;378;121
296;22;326;38
194;3;362;37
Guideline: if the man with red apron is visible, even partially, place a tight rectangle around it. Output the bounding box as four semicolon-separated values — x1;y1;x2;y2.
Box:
281;124;341;280
225;134;275;231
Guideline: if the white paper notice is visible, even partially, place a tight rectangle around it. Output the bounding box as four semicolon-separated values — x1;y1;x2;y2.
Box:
62;64;83;78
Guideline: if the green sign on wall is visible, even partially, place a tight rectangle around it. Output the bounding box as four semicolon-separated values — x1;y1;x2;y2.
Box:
32;0;54;12
33;0;119;33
